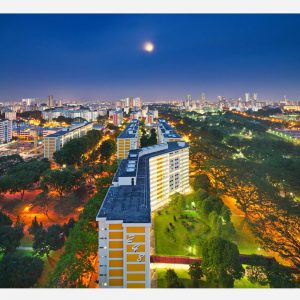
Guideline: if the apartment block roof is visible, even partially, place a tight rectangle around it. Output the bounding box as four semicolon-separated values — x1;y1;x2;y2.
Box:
96;141;189;223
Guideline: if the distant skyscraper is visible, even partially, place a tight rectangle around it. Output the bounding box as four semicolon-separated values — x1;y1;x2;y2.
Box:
47;95;54;108
185;94;192;107
0;120;13;144
201;93;206;103
253;93;258;101
244;93;250;102
112;110;123;126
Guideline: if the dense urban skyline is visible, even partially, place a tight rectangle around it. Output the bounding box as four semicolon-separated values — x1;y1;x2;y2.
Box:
1;14;300;101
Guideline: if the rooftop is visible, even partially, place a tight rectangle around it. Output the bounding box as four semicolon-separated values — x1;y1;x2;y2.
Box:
44;122;92;138
158;118;181;139
96;141;189;223
117;119;139;139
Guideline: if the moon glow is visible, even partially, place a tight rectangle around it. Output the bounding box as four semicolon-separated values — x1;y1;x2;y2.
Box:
143;42;154;53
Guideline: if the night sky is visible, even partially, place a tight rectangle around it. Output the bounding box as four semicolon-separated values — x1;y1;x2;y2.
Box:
1;14;300;101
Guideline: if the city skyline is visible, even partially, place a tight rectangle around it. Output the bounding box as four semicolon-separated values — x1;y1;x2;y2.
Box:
1;14;300;101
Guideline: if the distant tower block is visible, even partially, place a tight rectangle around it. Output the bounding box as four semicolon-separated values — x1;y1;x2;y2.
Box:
33;128;38;154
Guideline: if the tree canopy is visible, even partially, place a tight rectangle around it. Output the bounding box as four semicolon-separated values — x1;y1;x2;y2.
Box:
99;139;117;161
0;254;44;288
201;237;244;287
53;130;102;166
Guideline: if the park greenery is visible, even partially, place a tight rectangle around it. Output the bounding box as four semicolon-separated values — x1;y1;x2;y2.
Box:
0;158;50;200
0;211;24;254
53;129;102;166
140;123;158;148
47;188;109;287
154;183;236;257
0;154;24;176
155;105;300;273
0;124;117;287
0;254;44;288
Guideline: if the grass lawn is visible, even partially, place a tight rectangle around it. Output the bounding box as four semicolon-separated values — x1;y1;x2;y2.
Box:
154;210;203;257
156;268;269;288
154;206;263;257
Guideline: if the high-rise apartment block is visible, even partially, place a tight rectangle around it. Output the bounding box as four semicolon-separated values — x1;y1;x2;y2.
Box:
4;110;17;121
47;95;54;108
116;119;139;160
96;141;189;288
0;120;13;144
145;112;154;125
112;110;123;126
157;119;182;143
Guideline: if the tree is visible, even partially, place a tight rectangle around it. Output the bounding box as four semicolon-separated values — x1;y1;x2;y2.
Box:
0;254;44;288
0;159;50;200
62;218;76;237
149;128;157;145
201;198;214;216
188;262;203;287
1;170;35;200
140;134;149;148
54;139;86;166
193;174;210;191
140;128;157;147
32;192;54;220
266;261;295;288
0;215;24;254
53;130;102;166
33;229;49;257
54;115;73;124
0;154;23;176
165;269;184;288
41;168;83;198
201;237;244;287
169;193;186;213
33;224;64;257
99;139;117;161
0;210;12;227
46;224;65;251
47;219;98;287
28;216;43;236
246;265;269;286
81;163;103;183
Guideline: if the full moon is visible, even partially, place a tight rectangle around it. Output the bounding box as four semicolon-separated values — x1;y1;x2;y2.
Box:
143;42;154;53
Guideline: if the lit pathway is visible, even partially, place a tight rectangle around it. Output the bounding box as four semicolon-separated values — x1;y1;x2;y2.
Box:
17;246;33;251
151;263;189;270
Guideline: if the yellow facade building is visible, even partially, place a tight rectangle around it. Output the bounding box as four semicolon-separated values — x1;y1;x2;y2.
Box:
43;122;93;160
116;119;139;160
96;141;189;288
